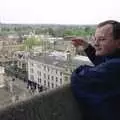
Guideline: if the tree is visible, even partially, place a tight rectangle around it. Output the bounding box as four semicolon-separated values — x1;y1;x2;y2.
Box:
23;35;42;51
63;27;95;37
48;28;55;36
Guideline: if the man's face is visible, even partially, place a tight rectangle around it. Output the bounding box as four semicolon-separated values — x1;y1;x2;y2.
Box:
94;24;120;56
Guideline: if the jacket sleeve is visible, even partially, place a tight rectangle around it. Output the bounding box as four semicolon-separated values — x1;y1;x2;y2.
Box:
71;61;120;103
84;45;105;65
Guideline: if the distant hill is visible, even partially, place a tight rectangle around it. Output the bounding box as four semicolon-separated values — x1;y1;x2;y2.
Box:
0;23;96;29
0;23;96;37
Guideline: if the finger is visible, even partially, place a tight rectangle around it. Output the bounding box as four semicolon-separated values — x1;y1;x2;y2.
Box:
72;39;84;45
71;41;79;47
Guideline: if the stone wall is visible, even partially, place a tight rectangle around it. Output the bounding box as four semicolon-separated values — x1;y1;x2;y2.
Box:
0;84;82;120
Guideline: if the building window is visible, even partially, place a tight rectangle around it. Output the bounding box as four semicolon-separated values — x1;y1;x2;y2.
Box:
44;73;46;79
23;56;25;59
48;82;50;88
52;83;54;88
56;77;58;82
30;75;34;81
22;63;26;68
60;78;62;84
60;72;62;76
30;68;34;73
47;67;50;72
31;62;34;66
44;80;46;86
56;70;58;74
51;76;54;80
18;62;21;67
37;71;41;76
65;68;68;72
37;64;41;68
48;75;50;80
51;68;53;73
44;66;46;71
38;78;41;83
64;76;68;82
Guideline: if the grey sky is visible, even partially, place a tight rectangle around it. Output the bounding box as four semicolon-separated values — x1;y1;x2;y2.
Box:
0;0;119;24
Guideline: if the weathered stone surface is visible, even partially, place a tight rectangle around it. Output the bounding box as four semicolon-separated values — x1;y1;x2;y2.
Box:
0;84;82;120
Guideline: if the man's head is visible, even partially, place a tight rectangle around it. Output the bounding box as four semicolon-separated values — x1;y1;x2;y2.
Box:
94;20;120;56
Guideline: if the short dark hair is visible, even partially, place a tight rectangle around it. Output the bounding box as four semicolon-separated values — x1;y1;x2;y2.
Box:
97;20;120;40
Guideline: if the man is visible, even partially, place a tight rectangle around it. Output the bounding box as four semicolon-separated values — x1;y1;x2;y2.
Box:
71;20;120;120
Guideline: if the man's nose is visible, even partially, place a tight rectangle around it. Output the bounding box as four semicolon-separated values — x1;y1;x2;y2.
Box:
94;39;99;47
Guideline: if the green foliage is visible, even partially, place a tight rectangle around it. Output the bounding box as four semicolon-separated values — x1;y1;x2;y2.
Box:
0;24;96;38
19;45;26;51
63;27;95;37
23;35;42;51
48;28;55;36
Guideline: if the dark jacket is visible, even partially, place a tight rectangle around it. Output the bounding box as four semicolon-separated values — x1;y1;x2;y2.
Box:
71;45;120;120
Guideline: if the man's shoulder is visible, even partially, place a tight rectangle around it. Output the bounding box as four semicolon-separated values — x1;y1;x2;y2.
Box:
106;58;120;64
97;58;120;70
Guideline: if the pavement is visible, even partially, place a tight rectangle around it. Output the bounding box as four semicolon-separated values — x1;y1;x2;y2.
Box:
0;75;33;108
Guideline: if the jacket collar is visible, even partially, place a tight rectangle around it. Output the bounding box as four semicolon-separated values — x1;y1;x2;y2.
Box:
105;49;120;61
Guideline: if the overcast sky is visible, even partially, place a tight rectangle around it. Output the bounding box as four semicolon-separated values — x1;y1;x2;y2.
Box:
0;0;119;24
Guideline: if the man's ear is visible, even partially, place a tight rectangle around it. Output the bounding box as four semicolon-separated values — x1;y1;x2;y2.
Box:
116;40;120;48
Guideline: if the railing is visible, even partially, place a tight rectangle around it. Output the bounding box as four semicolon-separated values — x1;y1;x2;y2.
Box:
0;84;82;120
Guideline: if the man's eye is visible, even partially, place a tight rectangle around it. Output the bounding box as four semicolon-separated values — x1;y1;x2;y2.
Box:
99;38;106;41
100;38;104;40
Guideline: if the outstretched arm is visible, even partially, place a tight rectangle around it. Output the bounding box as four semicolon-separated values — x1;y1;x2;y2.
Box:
84;45;105;65
71;38;104;65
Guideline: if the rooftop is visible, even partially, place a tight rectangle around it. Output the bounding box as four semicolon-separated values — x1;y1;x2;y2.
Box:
29;52;92;68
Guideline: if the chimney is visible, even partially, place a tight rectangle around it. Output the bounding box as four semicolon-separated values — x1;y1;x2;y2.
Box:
66;51;71;62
